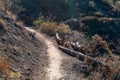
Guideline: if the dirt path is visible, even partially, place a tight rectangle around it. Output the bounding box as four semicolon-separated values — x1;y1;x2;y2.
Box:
25;27;64;80
6;11;64;79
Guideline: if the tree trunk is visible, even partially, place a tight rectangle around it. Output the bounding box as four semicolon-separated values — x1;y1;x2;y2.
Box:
59;45;105;66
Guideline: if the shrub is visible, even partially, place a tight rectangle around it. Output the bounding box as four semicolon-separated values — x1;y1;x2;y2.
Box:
57;24;70;34
40;22;70;36
0;57;10;75
94;11;103;16
39;22;57;36
34;16;45;28
34;18;70;36
80;16;120;40
7;71;21;79
37;0;70;16
89;1;95;8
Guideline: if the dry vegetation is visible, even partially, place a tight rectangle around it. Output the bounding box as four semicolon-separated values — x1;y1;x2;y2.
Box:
57;32;120;80
34;18;70;36
0;57;10;76
79;35;120;80
0;11;48;80
0;56;22;79
0;19;8;31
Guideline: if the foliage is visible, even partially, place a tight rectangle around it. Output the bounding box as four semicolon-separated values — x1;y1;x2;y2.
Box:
39;22;57;36
89;1;95;8
80;16;120;55
37;21;70;36
94;11;103;16
80;16;120;41
83;34;112;57
37;0;70;13
34;16;70;36
34;15;46;27
7;71;21;79
35;0;80;19
58;24;70;34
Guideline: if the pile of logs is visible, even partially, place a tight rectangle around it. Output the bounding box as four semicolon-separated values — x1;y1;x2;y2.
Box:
55;33;120;80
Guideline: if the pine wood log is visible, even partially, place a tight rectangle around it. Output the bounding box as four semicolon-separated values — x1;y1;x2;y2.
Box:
55;33;65;45
59;45;105;66
70;42;85;53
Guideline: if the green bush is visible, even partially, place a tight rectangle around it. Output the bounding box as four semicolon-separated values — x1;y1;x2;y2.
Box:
80;16;120;40
40;22;70;36
34;18;70;36
37;0;69;13
36;0;77;18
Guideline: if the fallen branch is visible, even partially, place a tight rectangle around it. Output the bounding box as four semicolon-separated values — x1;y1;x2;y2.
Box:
59;45;105;66
55;33;65;45
59;46;120;80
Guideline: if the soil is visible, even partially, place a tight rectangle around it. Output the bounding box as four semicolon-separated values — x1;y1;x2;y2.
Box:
25;27;64;80
0;10;48;80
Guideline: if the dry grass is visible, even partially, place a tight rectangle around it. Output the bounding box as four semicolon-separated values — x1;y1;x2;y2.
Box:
12;45;20;52
39;22;70;36
34;17;70;36
0;57;10;75
0;18;8;31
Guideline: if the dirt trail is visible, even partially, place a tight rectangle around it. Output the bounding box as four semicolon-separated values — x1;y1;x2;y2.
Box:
5;11;64;79
25;27;64;80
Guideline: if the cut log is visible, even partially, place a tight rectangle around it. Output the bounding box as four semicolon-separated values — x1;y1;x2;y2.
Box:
59;46;116;80
59;45;105;66
55;33;65;45
55;33;62;41
70;42;85;53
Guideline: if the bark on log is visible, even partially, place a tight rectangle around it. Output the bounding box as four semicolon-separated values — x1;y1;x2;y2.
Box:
55;33;65;45
55;33;62;41
59;45;105;66
70;42;85;53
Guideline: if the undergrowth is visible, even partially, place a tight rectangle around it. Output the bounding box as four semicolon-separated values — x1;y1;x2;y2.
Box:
34;16;70;36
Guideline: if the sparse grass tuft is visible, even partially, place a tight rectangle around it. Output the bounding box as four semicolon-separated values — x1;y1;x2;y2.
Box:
0;57;10;75
7;71;22;79
12;45;20;52
0;19;8;31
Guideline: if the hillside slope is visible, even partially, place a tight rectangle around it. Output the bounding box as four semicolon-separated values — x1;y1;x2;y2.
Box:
0;10;48;80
